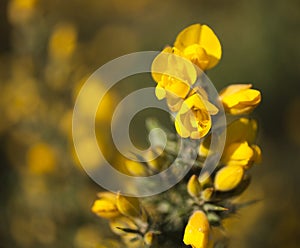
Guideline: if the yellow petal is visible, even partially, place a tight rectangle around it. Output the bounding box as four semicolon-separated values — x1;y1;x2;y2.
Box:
251;144;262;164
175;112;191;138
214;165;244;191
220;84;261;115
183;211;210;248
151;47;197;86
91;198;120;219
219;84;252;99
116;193;142;218
155;85;166;100
165;80;190;98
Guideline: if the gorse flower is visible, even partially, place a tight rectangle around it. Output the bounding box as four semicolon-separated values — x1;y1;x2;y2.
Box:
175;92;218;139
219;84;261;115
174;24;222;70
91;23;263;248
183;211;210;248
91;192;120;219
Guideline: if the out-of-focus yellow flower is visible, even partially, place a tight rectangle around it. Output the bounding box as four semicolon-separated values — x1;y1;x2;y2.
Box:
222;141;262;169
183;210;210;248
27;143;56;174
91;192;120;219
219;84;261;115
48;23;77;60
175;93;218;139
187;175;202;198
214;165;244;192
174;24;222;70
151;46;197;108
8;0;37;23
125;160;148;177
116;193;142;218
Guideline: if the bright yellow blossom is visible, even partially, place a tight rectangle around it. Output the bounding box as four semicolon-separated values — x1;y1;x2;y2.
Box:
222;141;262;169
175;93;218;139
174;24;222;70
151;46;197;108
91;192;120;219
183;211;210;248
219;84;261;115
214;165;244;192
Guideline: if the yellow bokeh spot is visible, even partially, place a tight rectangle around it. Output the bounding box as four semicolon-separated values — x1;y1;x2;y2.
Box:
48;23;77;60
27;143;56;174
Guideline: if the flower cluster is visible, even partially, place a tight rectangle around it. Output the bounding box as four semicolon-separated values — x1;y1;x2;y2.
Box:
91;23;262;248
92;192;157;247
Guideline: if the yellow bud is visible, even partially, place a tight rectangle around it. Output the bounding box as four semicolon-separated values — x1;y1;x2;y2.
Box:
251;144;262;164
91;192;120;219
222;142;262;169
198;172;212;188
116;193;142;218
214;165;244;192
144;231;155;246
145;150;165;172
187;175;202;197
201;187;214;202
125;160;148;176
183;211;210;248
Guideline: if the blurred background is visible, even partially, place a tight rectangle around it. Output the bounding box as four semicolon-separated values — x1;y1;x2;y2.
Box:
0;0;299;247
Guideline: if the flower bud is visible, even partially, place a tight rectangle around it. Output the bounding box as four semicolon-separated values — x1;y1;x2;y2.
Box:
116;193;142;218
214;165;244;192
187;175;202;197
222;142;262;169
183;211;210;248
125;160;148;176
201;187;214;201
91;192;120;219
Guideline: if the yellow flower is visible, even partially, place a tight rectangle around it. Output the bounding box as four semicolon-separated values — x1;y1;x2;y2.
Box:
175;93;218;139
125;160;148;176
219;84;261;115
187;175;202;197
174;24;222;70
151;46;197;104
91;192;120;219
183;211;210;248
221;141;262;169
214;165;244;192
